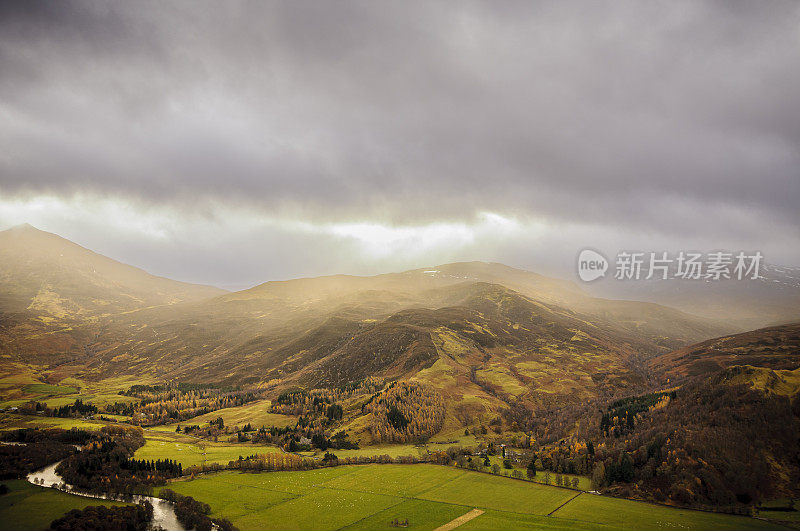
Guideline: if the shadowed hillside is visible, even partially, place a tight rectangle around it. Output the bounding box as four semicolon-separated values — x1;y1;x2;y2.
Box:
651;322;800;381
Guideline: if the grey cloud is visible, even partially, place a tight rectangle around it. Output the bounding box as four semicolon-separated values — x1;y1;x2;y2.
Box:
1;0;799;281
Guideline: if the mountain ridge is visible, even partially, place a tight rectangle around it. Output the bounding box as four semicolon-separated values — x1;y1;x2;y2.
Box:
0;224;226;316
650;321;800;382
0;225;748;415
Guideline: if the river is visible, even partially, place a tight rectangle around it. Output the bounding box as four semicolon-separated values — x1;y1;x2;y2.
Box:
26;460;184;530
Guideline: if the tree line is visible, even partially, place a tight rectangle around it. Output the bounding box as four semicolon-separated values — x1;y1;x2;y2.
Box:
0;428;94;479
49;502;153;530
106;381;267;425
56;425;180;495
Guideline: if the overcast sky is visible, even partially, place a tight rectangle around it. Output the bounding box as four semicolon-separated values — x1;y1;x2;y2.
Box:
1;1;798;289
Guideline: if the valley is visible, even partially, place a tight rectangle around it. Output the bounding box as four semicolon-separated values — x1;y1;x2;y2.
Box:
1;226;799;529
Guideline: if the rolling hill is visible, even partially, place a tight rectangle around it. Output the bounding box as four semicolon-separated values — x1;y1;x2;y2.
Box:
0;224;225;366
0;225;743;425
650;321;800;382
0;224;224;316
592;324;800;507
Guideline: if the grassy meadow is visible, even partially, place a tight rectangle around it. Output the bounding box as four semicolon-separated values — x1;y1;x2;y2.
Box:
162;399;298;431
135;431;282;468
159;464;779;530
0;364;141;410
550;490;777;530
0;479;129;531
0;413;109;431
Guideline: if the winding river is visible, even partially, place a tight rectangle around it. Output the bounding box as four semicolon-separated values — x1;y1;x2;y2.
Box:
26;460;184;530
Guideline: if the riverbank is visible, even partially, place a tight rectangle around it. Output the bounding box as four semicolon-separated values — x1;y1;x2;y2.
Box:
25;460;183;530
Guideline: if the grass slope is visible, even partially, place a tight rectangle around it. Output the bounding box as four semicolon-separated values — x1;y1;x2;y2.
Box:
652;321;800;381
135;433;281;468
0;479;129;531
0;413;108;431
165;399;298;430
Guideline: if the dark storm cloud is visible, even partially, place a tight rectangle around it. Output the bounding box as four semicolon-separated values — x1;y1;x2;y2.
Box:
1;1;799;282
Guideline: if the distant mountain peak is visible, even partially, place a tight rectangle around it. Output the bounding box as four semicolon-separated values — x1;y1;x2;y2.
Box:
0;225;226;317
3;223;63;240
5;222;43;234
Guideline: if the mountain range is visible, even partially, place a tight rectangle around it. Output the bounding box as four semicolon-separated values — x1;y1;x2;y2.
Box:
1;224;798;426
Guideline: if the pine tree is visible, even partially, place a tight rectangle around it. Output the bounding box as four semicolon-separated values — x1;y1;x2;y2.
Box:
527;459;537;479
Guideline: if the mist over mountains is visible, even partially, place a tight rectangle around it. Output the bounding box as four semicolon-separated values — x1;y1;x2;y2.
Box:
3;224;797;407
588;261;800;330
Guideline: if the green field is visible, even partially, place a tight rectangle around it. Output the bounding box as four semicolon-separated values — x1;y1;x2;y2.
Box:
21;383;77;397
418;469;575;515
0;413;109;431
551;490;777;530
0;479;129;531
164;399;298;430
159;464;777;530
302;443;424;460
756;499;800;525
0;369;143;409
136;432;282;467
0;382;78;409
